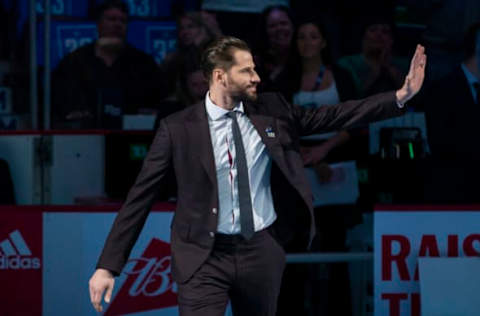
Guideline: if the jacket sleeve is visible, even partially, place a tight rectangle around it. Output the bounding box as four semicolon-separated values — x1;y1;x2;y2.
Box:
96;119;173;275
279;91;407;136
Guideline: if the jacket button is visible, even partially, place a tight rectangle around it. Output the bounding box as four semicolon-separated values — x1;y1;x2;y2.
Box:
212;207;217;214
209;232;215;238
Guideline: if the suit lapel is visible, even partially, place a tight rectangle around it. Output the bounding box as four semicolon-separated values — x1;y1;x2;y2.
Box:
185;102;217;186
244;101;289;174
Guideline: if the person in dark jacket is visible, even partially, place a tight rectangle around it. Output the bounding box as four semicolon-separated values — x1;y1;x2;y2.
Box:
52;0;165;129
424;22;480;203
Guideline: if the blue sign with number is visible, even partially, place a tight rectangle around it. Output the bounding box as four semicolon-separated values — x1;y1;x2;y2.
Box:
15;0;89;38
56;24;97;58
37;21;97;69
146;24;177;64
128;21;177;64
38;20;177;69
36;0;71;15
22;0;88;16
95;0;172;18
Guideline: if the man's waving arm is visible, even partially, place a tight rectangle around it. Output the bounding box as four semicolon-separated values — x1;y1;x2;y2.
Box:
288;45;427;135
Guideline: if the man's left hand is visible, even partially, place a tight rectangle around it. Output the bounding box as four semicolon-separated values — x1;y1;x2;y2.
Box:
396;44;427;105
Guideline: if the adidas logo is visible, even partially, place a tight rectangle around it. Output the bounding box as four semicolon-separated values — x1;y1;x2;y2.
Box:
0;230;41;270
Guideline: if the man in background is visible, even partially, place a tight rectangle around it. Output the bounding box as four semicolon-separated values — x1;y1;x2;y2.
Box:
52;0;165;129
424;22;480;203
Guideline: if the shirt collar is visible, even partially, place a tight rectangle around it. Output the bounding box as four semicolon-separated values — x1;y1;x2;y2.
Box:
205;91;244;121
461;63;479;86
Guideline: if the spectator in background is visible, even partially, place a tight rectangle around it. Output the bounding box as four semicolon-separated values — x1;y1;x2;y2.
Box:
200;10;223;39
424;22;480;203
176;11;217;48
178;64;209;106
156;57;208;122
160;11;221;97
338;18;408;98
274;18;355;316
275;18;357;171
51;0;165;129
278;18;355;107
254;5;295;92
404;0;480;80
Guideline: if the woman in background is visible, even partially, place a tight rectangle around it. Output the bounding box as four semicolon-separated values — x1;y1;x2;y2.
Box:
281;18;356;167
161;11;221;98
254;5;295;92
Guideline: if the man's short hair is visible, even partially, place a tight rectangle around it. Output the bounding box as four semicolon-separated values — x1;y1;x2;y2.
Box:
464;22;480;60
96;0;128;21
201;36;251;82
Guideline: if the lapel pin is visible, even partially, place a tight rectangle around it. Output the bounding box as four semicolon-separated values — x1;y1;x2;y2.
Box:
265;126;276;138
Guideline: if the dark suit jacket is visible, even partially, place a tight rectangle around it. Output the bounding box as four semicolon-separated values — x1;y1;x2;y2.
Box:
97;91;404;283
425;66;480;159
424;66;480;202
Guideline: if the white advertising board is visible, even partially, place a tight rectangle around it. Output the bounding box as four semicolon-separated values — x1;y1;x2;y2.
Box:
374;206;480;316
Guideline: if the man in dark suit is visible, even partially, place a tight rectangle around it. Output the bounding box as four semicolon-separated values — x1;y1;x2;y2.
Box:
89;37;426;315
425;22;480;203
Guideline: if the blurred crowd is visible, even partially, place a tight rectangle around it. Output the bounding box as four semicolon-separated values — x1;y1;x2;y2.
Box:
0;1;475;130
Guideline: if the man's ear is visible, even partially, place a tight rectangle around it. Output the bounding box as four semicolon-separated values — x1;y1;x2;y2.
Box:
214;68;228;87
213;69;226;86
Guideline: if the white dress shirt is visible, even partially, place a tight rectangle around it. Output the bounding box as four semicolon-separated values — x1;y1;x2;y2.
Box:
293;81;341;108
205;92;277;234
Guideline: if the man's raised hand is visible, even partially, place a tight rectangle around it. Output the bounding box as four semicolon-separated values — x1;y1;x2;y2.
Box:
396;44;427;105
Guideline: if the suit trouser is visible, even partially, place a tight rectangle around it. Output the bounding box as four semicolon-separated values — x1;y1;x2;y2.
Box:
177;228;286;316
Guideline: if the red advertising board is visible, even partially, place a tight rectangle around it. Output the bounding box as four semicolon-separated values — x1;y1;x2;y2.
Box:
0;207;43;316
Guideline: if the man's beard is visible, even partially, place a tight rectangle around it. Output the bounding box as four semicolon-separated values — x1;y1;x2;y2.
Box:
228;83;258;102
231;90;257;102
